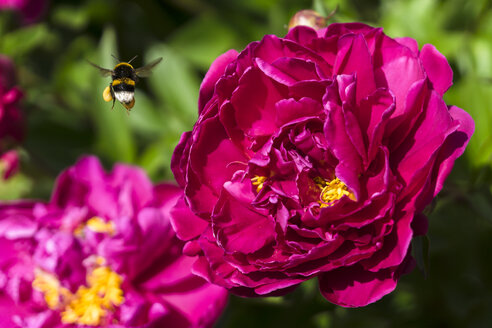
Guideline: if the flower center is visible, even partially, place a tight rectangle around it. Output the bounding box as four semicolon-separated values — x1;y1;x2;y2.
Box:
32;269;71;309
61;266;124;326
86;217;116;235
314;176;355;207
75;216;115;236
32;259;124;326
251;175;267;193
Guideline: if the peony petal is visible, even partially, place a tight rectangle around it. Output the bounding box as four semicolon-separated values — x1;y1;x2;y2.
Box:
213;182;275;254
325;22;380;38
139;253;198;291
257;57;320;87
386;79;429;150
50;156;100;208
334;34;377;104
420;44;453;96
194;232;237;289
102;207;174;280
171;131;192;187
410;105;474;212
189;116;248;195
254;34;332;75
231;67;286;137
153;183;182;208
185;167;220;216
155;277;228;328
0;202;37;239
373;35;424;115
359;89;396;165
342;104;367;166
395;37;419;54
110;162;154;211
284;25;319;45
324;80;363;185
318;264;398;307
227;270;304;296
170;196;209;241
360;208;413;271
394;90;459;191
430;105;474;197
289;80;331;101
34;230;86;287
275;97;323;126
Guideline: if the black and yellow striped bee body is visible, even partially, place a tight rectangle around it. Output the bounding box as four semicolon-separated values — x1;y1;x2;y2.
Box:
108;62;138;110
88;56;162;112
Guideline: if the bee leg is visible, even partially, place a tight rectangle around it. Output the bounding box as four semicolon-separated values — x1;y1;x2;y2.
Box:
110;85;116;110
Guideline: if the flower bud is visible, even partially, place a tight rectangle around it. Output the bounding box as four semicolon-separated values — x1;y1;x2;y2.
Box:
288;9;327;30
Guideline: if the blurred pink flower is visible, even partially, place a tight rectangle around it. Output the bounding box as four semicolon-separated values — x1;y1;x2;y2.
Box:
0;55;23;179
170;23;474;307
0;0;47;24
0;156;228;327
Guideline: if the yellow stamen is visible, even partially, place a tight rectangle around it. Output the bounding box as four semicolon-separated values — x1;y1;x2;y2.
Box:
75;217;115;236
251;175;267;193
33;259;124;326
315;176;355;208
86;217;116;235
32;269;71;309
61;266;124;326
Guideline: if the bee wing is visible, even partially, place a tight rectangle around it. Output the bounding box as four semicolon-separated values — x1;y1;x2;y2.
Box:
86;60;113;77
135;57;163;78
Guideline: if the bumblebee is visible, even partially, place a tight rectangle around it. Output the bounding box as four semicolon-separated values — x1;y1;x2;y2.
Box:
88;55;162;112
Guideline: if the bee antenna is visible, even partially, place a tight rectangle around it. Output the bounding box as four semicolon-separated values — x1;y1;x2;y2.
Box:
127;55;138;64
111;54;120;62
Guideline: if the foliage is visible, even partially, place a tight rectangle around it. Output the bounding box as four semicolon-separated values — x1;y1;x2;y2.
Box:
0;0;491;327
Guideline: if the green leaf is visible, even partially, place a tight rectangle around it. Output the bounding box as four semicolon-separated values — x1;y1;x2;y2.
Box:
0;24;54;57
261;296;285;305
52;5;89;30
381;0;444;43
313;0;328;16
0;173;32;200
127;91;165;138
168;12;238;70
146;44;200;132
464;191;492;224
445;75;492;167
139;139;170;181
53;36;97;111
312;311;332;328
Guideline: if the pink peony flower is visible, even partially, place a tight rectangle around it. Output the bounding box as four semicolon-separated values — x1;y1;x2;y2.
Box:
0;156;228;327
170;23;474;307
0;55;23;179
0;0;47;24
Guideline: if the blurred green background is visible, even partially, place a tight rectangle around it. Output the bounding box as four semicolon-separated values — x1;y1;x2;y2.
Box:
0;0;491;327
